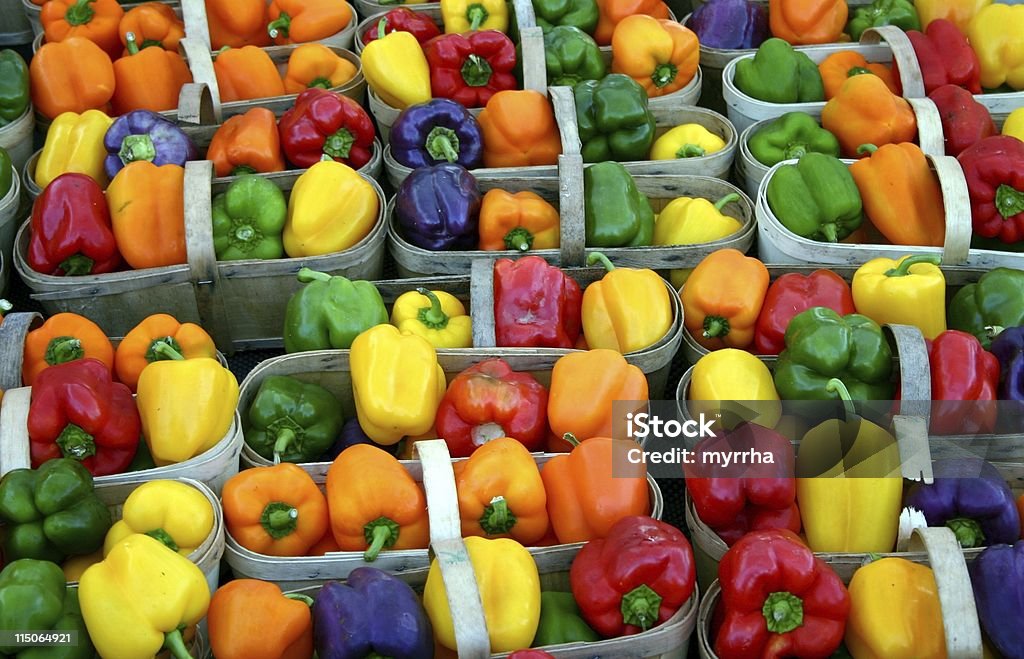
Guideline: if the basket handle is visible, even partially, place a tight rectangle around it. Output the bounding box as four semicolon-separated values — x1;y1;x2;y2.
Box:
469;257;497;348
180;37;224;122
548;86;581;157
860;26;925;98
519;26;548;94
929;154;973;265
557;153;587;267
512;0;537;30
176;82;219;126
0;387;32;477
180;0;212;50
908;97;945;158
0;312;42;391
884;323;934;483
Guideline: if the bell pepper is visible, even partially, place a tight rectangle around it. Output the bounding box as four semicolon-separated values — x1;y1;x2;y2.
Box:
767;151;863;242
818;50;897;100
949;268;1024;349
927;329;1000;435
479;189;559;251
992;327;1024;409
22;313;114;386
113;314;216;392
136;344;240;466
212;175;287;260
350;324;446;445
916;0;990;32
571;516;695;637
0;50;29;126
112;32;192;114
103;480;215;557
267;0;352;44
320;417;401;461
78;533;209;659
119;2;184;51
244;375;345;464
209;579;314;659
957;135;1024;244
493;256;582;348
282;43;357;93
213;46;287;103
929;83;996;157
283;160;380;257
852;254;946;339
391;288;472;349
734;38;825;104
1004;107;1024;142
205;0;271;49
967;4;1024;91
533;591;599;646
970;542;1024;659
283;268;388;352
582;252;672;353
441;0;508;33
681;248;769;350
575;75;655;162
689;0;768;50
107;161;185;269
651;124;725;160
894;20;982;95
748;112;841;167
754;270;855;355
395;162;480;251
425;30;517;108
41;0;124;59
29;38;115;120
103;109;198;180
27;173;121;277
542;25;605;87
478;90;562;167
611;16;699;99
363;8;441;46
769;0;847;44
0;559;95;658
653;194;742;248
0;458;111;563
593;0;668;45
34;109;112;189
326;444;430;559
821;76;917;158
688;349;782;430
279;88;375;170
390;98;485;169
848;0;920;41
584;162;654;246
531;0;598;33
361;25;432;109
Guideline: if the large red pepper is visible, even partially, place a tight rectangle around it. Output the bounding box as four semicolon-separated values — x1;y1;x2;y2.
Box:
493;256;583;349
424;31;517;109
27;173;122;276
929;84;997;157
27;358;140;476
894;19;982;95
929;330;1000;435
277;88;376;170
570;515;696;638
715;529;849;659
434;358;548;457
957;135;1024;244
362;9;441;46
753;270;855;355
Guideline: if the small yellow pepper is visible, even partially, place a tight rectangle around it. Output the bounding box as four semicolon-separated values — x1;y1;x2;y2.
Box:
103;481;216;557
916;0;990;32
852;254;946;340
34;109;113;188
390;288;472;349
582;251;673;353
283;160;380;258
967;4;1024;91
360;24;431;109
688;348;782;429
441;0;509;33
656;195;744;290
1004;107;1024;143
650;124;726;160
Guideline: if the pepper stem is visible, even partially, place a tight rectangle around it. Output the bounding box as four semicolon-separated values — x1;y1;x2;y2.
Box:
425;126;461;163
884;254;941;277
461;54;493;87
946;517;986;548
145;336;183;363
377;18;388;40
676;144;705;158
125;31;141;55
651;63;678;88
856;144;879;155
504;227;534;251
586;251;615;272
56;424;96;461
0;300;12;316
260;502;299;539
323;128;356;160
64;0;96;26
272;428;297;465
145;528;180;552
268;12;291;39
415;288;450;330
363;517;400;562
714;193;740;212
162;628;194;659
308;76;333;89
119;134;158;165
826;378;856;418
149;341;186;361
995;184;1024;220
562;432;581;447
847;66;872;77
821;223;839;243
285;593;315;606
702;316;729;339
762;591;804;634
45;336;84;365
467;4;489;30
479;495;517;535
59;253;94;276
620;584;662;631
783;143;808;160
297;267;332;284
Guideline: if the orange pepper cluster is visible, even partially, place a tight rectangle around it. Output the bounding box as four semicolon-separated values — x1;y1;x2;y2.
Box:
213;43;358;103
205;0;352;49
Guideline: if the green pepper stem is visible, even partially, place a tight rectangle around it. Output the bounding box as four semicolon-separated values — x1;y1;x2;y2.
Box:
651;63;678;89
504;227;534;251
260;502;299;539
676;144;705;158
846;66;872;77
119;134;157;166
363;517;400;562
762;591;804;634
286;593;315;606
562;432;581;447
45;336;84;366
125;31;141;55
377;18;389;40
140;38;163;49
714;193;740;212
620;584;662;631
59;253;95;276
702;316;730;339
884;254;941;277
821;223;839;243
308;76;334;89
145;528;180;552
986;326;1006;340
0;300;12;315
415;288;450;330
586;251;615;272
461;54;494;87
146;336;183;363
56;424;96;461
995;184;1024;220
268;12;291;39
323;128;355;160
856;144;879;155
425;126;460;163
784;143;808;160
272;428;297;465
149;341;186;361
826;378;856;418
162;628;194;659
946;517;986;548
467;4;489;30
297;267;332;284
479;496;517;535
64;0;96;26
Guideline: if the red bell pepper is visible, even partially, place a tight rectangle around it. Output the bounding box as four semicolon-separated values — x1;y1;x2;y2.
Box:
424;31;517;109
929;84;997;157
27;173;122;276
894;19;982;95
753;270;855;355
277;87;376;169
715;529;849;659
434;358;549;457
570;515;696;637
27;358;140;477
929;330;1000;435
957;135;1024;244
362;9;441;46
494;256;583;349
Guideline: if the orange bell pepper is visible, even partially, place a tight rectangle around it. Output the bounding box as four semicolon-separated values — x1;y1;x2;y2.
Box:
822;74;918;158
818;51;898;99
326;444;430;561
478;189;560;251
223;462;330;557
206;108;286;178
283;43;358;93
769;0;848;45
849;143;946;247
214;46;288;103
478;90;562;168
118;2;184;51
541;435;650;543
113;313;217;392
306;527;341;555
111;32;192;114
611;15;699;98
681;249;770;351
205;0;272;49
268;0;353;44
41;0;125;59
22;313;115;386
30;37;115;119
208;580;314;659
593;0;670;46
547;349;648;441
453;437;549;544
107;161;186;270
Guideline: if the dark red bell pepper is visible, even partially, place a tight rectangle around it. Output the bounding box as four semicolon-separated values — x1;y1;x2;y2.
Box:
929;330;1000;435
929;84;997;157
423;31;517;108
434;358;548;457
715;529;849;659
570;515;696;638
957;135;1024;244
278;88;376;169
893;19;982;95
493;256;583;349
361;9;441;46
27;358;140;477
27;173;122;276
753;270;855;355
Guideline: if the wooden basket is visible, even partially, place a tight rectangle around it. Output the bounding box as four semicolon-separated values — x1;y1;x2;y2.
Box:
0;105;34;175
0;160;20;266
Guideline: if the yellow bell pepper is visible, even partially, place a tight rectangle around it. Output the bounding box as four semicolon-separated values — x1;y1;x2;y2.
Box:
283;160;380;258
441;0;508;33
915;0;990;31
423;536;540;653
852;254;946;340
967;4;1024;91
390;288;472;349
650;124;726;160
62;550;103;582
351;324;447;445
103;481;215;558
1004;107;1024;142
656;195;744;289
846;557;948;659
136;343;239;466
581;252;673;353
34;109;113;188
360;26;431;109
79;533;209;659
688;348;782;429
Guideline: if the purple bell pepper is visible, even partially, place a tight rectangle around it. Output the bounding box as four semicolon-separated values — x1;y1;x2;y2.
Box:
991;326;1024;402
396;163;481;251
103;110;198;179
312;567;434;659
970;542;1024;659
904;457;1020;548
320;417;400;460
390;99;484;170
689;0;769;50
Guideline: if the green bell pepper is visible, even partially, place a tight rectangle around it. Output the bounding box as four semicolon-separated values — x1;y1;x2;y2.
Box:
584;161;655;247
533;0;599;34
283;267;389;352
948;267;1024;350
734;38;825;104
766;152;863;242
0;50;29;127
543;26;606;86
0;560;95;659
244;375;345;463
747;112;842;167
211;175;288;261
533;591;600;646
847;0;920;42
0;147;12;201
575;74;656;163
0;459;112;564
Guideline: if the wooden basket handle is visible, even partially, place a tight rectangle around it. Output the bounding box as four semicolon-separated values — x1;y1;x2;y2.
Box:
0;387;32;477
470;257;497;348
180;0;212;50
0;312;42;391
519;26;548;94
548;86;581;157
179;37;224;123
885;323;934;483
929;154;973;265
557;153;587;267
512;0;537;29
176;82;219;126
860;26;925;98
908;97;945;158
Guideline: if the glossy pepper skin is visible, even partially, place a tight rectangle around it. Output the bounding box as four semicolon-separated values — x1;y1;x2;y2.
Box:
30;38;115;120
533;591;600;646
111;32;192;115
531;0;598;33
818;50;897;100
22;313;114;387
734;38;825;104
283;43;357;93
205;0;271;49
113;314;216;392
362;26;432;109
35;109;113;189
41;0;124;59
283;268;388;352
279;88;376;170
583;252;672;353
119;2;185;51
209;579;314;659
970;542;1024;659
748;112;840;167
1004;107;1024;142
916;0;990;32
363;8;441;46
441;0;508;33
611;16;699;98
396;163;481;251
493;256;583;348
957;136;1024;244
967;4;1024;91
0;559;95;658
682;249;769;350
928;330;1000;435
391;288;472;348
929;83;996;157
103;480;214;559
547;350;648;443
688;0;768;50
207;108;286;177
103;110;197;180
949;268;1024;349
212;174;288;261
425;30;517;108
822;76;918;158
390;98;484;169
479;189;559;251
575;75;655;162
688;349;783;430
769;0;847;44
542;25;605;86
766;151;863;242
478;90;562;168
991;327;1024;408
754;270;854;355
653;194;742;254
584;161;655;246
593;0;669;46
245;375;345;464
284;160;380;257
267;0;353;44
895;20;982;95
848;0;920;41
107;161;186;269
852;254;946;339
214;46;288;103
651;124;726;160
0;50;30;126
